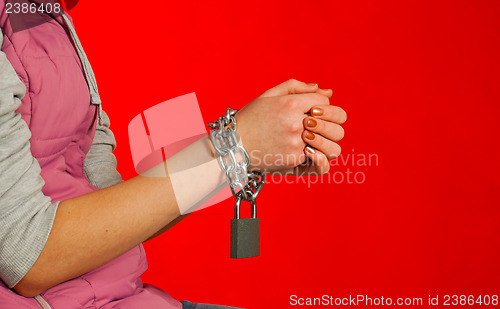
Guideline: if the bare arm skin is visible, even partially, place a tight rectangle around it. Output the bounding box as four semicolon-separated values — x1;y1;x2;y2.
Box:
15;173;180;297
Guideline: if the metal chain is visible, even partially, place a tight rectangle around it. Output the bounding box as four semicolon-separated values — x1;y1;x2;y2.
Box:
208;108;266;205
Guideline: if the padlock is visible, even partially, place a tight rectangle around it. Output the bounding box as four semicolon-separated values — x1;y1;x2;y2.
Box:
230;197;260;258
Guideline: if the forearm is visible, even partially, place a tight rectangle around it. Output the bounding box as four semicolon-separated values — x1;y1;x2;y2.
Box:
15;135;226;297
15;172;179;297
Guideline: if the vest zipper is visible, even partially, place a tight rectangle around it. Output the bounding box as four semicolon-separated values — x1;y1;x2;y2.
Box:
34;295;53;309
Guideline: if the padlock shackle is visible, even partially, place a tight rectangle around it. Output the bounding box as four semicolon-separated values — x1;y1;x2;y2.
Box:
234;197;257;219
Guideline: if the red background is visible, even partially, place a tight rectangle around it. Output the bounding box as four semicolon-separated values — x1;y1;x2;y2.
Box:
69;1;500;308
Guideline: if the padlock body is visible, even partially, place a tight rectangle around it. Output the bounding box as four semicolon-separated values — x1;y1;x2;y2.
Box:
230;218;260;258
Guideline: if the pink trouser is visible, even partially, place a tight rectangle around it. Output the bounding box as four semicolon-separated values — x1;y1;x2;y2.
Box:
0;245;182;308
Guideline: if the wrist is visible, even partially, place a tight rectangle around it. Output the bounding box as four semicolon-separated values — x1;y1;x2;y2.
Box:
208;108;265;199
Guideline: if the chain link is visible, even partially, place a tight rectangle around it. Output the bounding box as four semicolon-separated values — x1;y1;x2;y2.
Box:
208;108;266;205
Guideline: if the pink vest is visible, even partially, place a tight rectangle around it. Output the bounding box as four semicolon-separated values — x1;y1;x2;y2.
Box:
0;5;181;309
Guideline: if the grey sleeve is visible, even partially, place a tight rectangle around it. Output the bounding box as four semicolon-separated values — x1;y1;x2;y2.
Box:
84;110;123;189
0;32;59;288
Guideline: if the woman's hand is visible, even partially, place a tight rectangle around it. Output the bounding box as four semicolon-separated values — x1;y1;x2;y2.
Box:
235;79;346;174
296;102;347;175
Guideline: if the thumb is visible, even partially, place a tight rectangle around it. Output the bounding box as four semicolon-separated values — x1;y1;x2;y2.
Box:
259;79;319;98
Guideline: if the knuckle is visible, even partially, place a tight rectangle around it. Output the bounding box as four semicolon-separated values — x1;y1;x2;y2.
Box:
290;120;303;133
290;136;304;150
283;96;299;110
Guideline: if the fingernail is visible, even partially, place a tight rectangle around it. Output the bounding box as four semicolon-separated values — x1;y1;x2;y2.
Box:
305;146;316;154
311;107;323;116
306;83;318;86
305;131;315;140
306;118;317;128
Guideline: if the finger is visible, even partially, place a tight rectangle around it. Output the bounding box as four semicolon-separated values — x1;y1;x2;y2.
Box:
260;79;320;98
309;84;333;98
303;117;345;142
288;92;330;113
309;105;347;124
302;130;341;160
317;88;333;98
303;146;330;175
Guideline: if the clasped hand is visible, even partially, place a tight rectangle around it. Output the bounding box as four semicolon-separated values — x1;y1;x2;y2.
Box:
235;79;347;175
